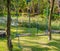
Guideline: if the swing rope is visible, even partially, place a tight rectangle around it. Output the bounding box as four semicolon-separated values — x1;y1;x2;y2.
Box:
58;0;60;29
15;0;22;48
15;0;31;48
45;0;49;33
36;0;40;34
26;0;31;35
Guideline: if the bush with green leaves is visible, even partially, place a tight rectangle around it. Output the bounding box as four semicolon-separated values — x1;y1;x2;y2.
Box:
52;13;59;20
18;21;47;30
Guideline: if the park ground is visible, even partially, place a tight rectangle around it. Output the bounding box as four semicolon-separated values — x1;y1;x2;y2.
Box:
0;34;60;51
0;15;60;51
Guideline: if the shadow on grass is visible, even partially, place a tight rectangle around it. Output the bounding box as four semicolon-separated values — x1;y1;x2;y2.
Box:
13;39;60;51
47;39;60;51
20;40;47;45
12;36;50;51
13;42;50;51
0;37;7;41
13;46;49;51
22;46;50;51
13;35;60;51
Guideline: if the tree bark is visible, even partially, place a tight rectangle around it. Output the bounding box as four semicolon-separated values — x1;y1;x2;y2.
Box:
7;0;13;51
48;0;55;40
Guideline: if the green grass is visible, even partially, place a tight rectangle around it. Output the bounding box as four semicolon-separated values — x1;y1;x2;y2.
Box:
0;34;60;51
0;15;60;51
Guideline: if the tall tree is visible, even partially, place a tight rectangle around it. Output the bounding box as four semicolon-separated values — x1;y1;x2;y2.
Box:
48;0;55;40
6;0;13;51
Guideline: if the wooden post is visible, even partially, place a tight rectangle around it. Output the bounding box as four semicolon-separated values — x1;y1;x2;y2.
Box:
48;0;55;40
7;0;13;51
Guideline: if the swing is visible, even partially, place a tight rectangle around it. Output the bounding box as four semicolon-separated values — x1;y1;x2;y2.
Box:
15;0;52;47
15;16;22;48
15;11;22;48
15;0;32;48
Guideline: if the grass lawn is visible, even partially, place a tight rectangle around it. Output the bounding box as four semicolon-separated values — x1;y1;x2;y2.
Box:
0;34;60;51
0;15;60;51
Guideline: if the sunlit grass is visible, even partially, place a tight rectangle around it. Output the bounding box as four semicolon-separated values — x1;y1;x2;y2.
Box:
0;39;8;51
0;34;60;51
0;15;60;51
11;34;60;51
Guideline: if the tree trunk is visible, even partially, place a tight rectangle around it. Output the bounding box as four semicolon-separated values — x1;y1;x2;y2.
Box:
48;0;55;40
7;0;13;51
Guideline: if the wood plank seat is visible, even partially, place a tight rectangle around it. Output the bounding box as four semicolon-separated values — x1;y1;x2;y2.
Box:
45;30;60;33
16;33;48;37
16;30;60;37
51;30;60;33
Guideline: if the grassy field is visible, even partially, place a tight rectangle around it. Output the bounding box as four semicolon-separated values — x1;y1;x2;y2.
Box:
0;15;60;51
0;34;60;51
